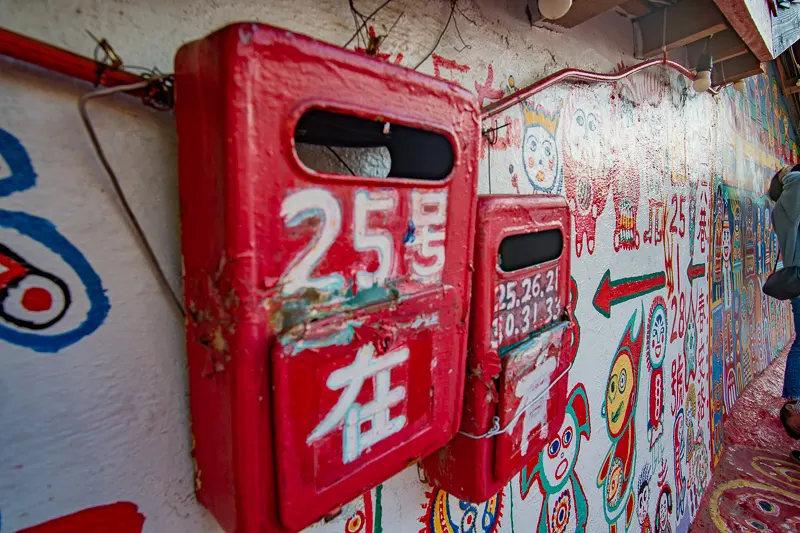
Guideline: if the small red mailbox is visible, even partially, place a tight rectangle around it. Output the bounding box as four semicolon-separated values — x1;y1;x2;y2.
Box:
175;23;480;533
422;195;575;502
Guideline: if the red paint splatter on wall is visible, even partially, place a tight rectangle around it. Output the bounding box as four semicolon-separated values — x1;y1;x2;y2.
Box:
18;502;145;533
431;54;470;86
474;64;504;107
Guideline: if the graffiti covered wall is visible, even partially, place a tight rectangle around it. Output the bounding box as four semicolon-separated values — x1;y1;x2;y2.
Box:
709;65;798;466
1;1;798;532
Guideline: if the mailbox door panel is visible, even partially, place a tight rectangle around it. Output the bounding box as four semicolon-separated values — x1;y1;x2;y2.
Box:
273;287;459;529
494;321;570;481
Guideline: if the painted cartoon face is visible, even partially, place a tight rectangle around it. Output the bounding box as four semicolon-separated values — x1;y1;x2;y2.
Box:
522;125;559;192
722;224;731;262
606;351;634;436
541;415;578;487
637;485;650;524
658;493;669;527
649;303;667;366
565;108;602;164
674;412;685;458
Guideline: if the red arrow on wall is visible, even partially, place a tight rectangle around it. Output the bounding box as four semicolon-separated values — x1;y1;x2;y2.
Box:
593;269;667;318
687;259;706;283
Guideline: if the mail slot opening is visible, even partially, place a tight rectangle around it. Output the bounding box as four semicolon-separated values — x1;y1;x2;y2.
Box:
294;109;454;180
498;229;563;272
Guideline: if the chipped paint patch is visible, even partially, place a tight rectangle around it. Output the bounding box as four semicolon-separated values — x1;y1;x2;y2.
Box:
281;319;364;356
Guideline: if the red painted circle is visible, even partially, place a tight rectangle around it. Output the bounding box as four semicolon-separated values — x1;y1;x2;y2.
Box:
21;286;53;312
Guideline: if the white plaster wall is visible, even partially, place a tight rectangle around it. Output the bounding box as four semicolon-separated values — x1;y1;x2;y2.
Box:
0;1;793;532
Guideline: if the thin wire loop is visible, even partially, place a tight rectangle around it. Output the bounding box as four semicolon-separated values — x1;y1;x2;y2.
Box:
458;364;571;439
78;80;185;318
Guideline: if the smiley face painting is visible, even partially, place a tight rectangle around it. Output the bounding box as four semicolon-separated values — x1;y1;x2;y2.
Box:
597;308;643;533
520;101;562;195
520;384;591;533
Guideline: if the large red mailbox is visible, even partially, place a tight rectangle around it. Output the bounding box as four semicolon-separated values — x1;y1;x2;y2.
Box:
174;23;480;533
422;195;576;502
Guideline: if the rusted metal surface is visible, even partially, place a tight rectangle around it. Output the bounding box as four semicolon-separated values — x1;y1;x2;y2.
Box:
175;22;480;533
421;195;576;502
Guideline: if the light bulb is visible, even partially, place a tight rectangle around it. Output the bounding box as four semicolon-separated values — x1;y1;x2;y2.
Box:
734;79;745;92
538;0;573;20
693;70;711;92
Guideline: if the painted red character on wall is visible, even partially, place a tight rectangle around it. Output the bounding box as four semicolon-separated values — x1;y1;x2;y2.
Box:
609;79;641;252
563;90;611;257
597;308;644;533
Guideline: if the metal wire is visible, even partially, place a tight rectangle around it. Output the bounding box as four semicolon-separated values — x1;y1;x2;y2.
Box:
78;80;185;318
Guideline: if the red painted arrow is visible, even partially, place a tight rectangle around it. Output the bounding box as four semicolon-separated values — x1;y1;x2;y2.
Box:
687;259;706;283
593;269;667;318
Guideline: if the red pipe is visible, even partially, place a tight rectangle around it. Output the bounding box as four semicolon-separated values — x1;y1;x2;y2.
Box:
482;56;719;119
0;27;146;92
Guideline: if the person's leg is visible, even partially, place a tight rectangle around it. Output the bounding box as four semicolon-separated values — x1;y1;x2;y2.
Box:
783;298;800;401
780;299;800;440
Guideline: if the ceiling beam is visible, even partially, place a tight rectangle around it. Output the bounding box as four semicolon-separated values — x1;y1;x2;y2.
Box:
711;53;764;85
618;0;650;18
543;0;630;27
685;28;750;69
712;0;774;61
634;0;728;58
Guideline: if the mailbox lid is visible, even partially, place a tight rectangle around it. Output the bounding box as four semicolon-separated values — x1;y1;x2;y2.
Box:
272;286;461;530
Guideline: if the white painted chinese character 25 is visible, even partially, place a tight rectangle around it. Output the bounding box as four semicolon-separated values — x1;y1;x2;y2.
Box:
406;190;448;280
307;343;409;464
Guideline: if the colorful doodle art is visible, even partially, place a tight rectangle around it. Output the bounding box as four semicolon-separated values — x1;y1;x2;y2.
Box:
520;101;562;195
654;485;673;533
519;384;591;533
419;488;503;533
343;487;377;533
636;463;653;533
597;309;643;533
0;210;110;352
0;129;109;353
563;91;612;257
646;296;668;449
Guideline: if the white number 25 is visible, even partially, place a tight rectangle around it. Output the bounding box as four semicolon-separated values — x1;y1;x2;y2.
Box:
280;188;396;296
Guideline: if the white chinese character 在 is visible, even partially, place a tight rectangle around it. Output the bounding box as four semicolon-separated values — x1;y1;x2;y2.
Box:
513;356;557;455
307;343;409;464
406;190;448;280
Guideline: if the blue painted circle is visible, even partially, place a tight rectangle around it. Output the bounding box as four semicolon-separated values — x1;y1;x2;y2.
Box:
0;209;110;352
0;129;37;197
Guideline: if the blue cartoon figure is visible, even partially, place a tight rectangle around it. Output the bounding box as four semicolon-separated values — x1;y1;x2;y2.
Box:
597;309;644;533
520;384;591;533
